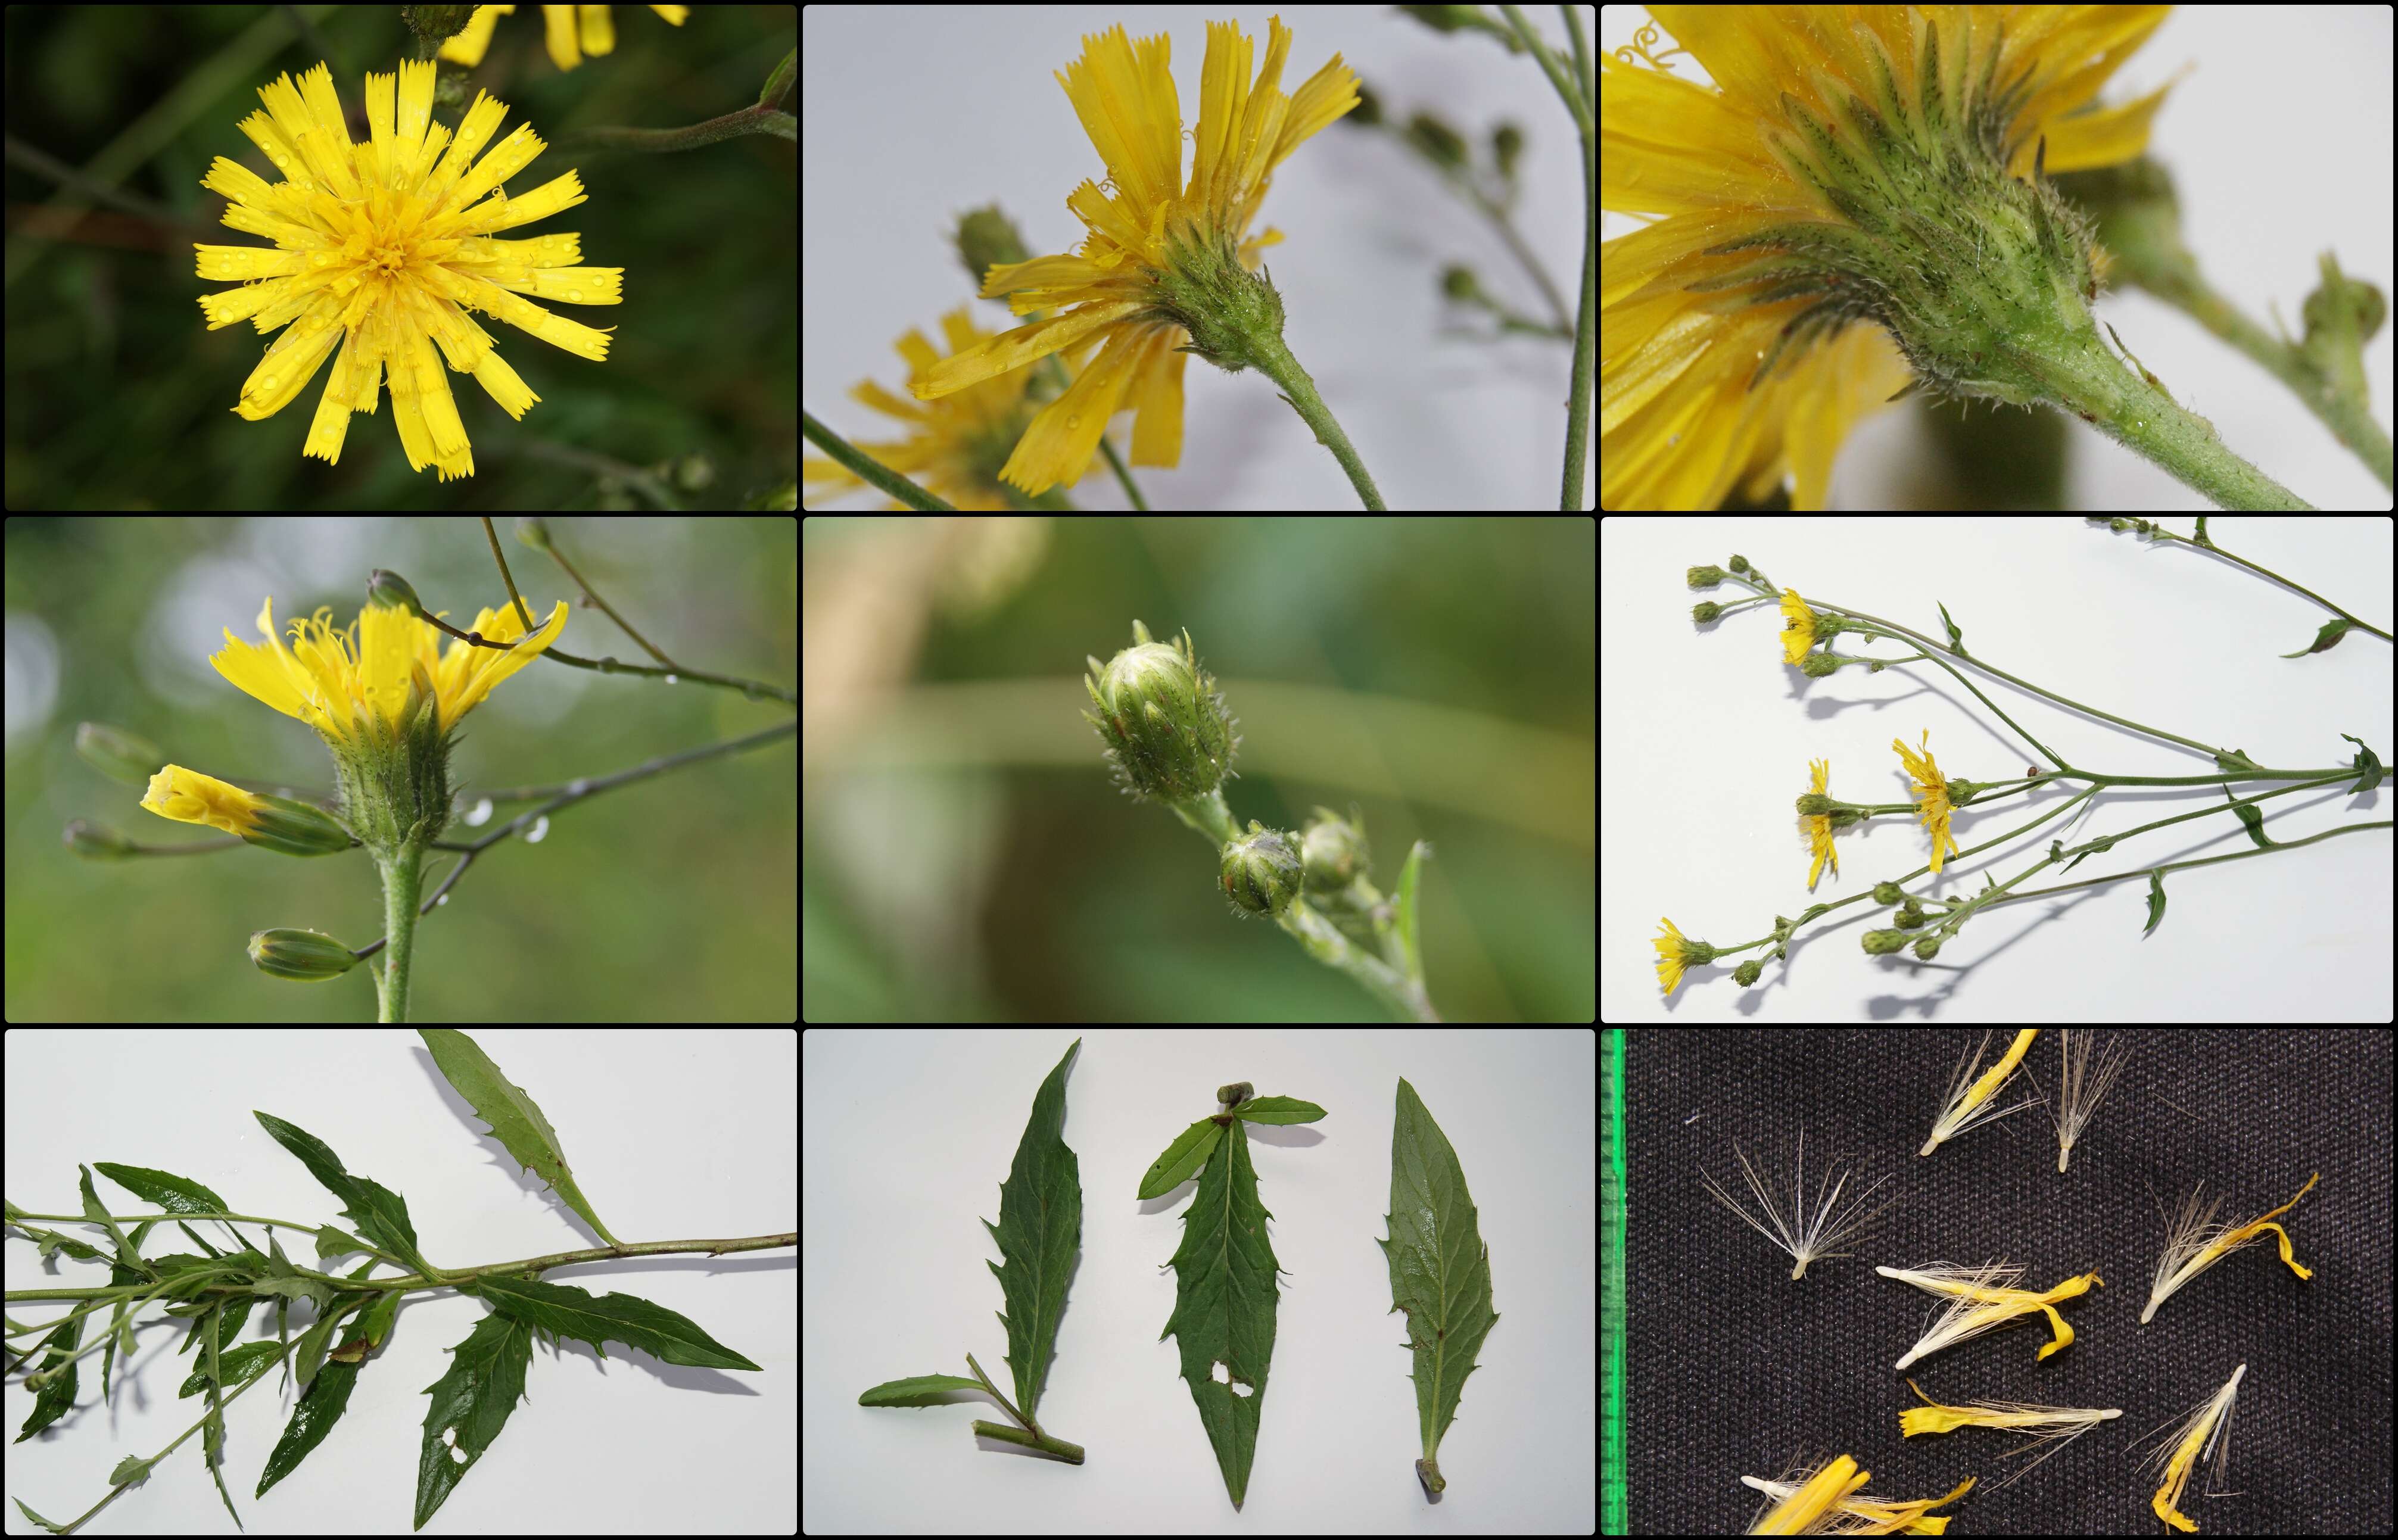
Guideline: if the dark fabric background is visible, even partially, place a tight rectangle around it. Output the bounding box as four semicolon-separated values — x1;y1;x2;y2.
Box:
1624;1029;2393;1536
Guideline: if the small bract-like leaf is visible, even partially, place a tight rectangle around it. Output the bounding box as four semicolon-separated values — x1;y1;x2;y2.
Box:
418;1029;621;1246
1139;1118;1226;1200
1230;1096;1328;1126
857;1374;984;1406
13;1314;81;1444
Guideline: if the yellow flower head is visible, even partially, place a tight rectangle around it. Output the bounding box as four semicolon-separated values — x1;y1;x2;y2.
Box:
440;5;690;72
211;596;569;745
910;14;1360;495
806;308;1092;510
1893;730;1960;872
195;60;622;479
1804;757;1838;890
1653;915;1714;995
1779;587;1818;665
1602;6;2175;508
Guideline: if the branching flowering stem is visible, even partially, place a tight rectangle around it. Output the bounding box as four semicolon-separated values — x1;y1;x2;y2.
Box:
1500;4;1597;509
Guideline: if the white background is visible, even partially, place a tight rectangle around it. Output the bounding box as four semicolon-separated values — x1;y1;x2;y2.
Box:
803;1027;1596;1533
1599;5;2396;511
2;1029;796;1536
804;5;1597;511
1599;516;2395;1021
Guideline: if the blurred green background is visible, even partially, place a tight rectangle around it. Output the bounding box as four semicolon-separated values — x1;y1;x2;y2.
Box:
4;515;798;1021
3;4;796;511
801;516;1596;1022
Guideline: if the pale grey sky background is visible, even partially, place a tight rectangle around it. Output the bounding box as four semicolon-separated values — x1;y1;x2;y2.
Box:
1599;5;2395;511
804;5;1598;511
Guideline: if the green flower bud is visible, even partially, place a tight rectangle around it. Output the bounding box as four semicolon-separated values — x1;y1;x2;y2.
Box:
366;568;425;618
1861;928;1910;955
1686;565;1726;588
1300;806;1368;894
1732;959;1764;986
1692;601;1723;623
1729;554;1751;573
63;819;137;859
1913;936;1944;961
515;518;553;551
248;928;359;982
1083;621;1237;801
1800;652;1839;677
1216;1082;1255;1109
1220;821;1303;919
1491;121;1523;179
1873;883;1905;905
76;723;164;785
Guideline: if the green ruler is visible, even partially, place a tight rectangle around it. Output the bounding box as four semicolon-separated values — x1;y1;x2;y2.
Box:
1600;1028;1627;1533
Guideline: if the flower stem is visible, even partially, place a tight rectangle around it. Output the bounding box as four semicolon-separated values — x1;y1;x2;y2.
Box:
1244;329;1386;510
374;844;424;1023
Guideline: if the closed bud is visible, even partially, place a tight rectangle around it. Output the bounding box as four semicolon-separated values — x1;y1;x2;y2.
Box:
1913;936;1943;960
63;819;137;859
247;928;358;982
76;723;163;785
1732;959;1764;986
1216;1082;1254;1109
1082;621;1238;801
367;568;425;618
1300;806;1368;894
1687;565;1726;587
1692;601;1723;622
1220;821;1303;919
515;518;553;551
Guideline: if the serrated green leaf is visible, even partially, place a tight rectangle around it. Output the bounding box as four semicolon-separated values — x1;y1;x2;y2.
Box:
255;1357;361;1499
179;1340;284;1397
108;1453;159;1486
13;1497;69;1533
179;1295;256;1358
252;1111;438;1279
1379;1077;1499;1496
981;1039;1081;1419
94;1162;229;1217
1231;1096;1328;1126
314;1224;365;1260
1138;1117;1226;1199
13;1313;82;1442
16;1223;105;1262
2144;869;2169;936
472;1274;761;1371
1161;1118;1294;1506
424;1017;628;1247
419;1028;621;1246
414;1312;534;1530
251;1274;335;1314
857;1373;983;1406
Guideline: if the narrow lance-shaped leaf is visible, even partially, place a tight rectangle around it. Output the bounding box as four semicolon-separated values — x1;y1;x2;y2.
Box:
78;1165;143;1276
473;1274;762;1371
1138;1117;1227;1200
201;1303;241;1527
981;1038;1082;1419
1161;1118;1284;1506
13;1312;81;1443
256;1260;383;1498
1378;1077;1499;1495
414;1311;535;1530
418;1029;621;1246
252;1111;438;1279
101;1220;156;1401
857;1374;985;1407
1231;1096;1328;1126
93;1162;230;1218
179;1341;284;1397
